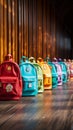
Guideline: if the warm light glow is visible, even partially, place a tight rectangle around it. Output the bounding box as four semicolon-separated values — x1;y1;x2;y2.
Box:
4;4;7;9
53;37;56;42
1;38;3;43
12;1;15;16
39;26;41;30
12;11;15;16
9;7;11;13
48;45;51;49
0;0;3;6
13;1;14;6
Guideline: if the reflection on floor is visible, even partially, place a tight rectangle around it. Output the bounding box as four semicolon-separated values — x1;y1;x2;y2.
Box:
0;81;73;130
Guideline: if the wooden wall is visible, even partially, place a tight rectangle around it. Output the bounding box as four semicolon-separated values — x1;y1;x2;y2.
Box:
0;0;72;63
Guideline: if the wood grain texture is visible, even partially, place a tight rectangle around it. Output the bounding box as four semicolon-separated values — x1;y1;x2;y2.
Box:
46;0;51;59
0;81;73;130
37;0;43;58
50;4;56;58
23;0;28;57
0;0;72;63
14;0;18;63
0;0;4;62
32;0;37;59
28;0;33;57
42;0;47;59
7;0;12;54
18;0;22;62
3;0;7;58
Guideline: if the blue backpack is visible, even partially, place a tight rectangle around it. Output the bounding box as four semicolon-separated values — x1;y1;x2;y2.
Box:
19;56;38;96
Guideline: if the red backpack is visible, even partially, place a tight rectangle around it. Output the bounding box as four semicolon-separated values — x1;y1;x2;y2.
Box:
0;54;22;100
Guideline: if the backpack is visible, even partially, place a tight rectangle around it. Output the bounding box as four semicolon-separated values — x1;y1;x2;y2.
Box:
0;54;22;100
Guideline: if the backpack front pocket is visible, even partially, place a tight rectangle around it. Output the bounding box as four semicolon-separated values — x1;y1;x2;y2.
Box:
22;77;37;92
0;77;18;97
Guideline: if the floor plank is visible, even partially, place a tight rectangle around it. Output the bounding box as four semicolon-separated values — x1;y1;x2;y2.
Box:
0;81;73;130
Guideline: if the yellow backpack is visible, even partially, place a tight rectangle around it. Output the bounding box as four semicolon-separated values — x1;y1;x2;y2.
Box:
37;57;52;90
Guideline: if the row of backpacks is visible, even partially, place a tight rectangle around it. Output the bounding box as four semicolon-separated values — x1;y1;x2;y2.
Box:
0;54;73;100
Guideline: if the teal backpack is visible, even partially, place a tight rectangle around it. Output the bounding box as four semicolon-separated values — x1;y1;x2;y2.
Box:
19;56;38;96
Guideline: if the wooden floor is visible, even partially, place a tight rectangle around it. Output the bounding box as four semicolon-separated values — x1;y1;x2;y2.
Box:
0;81;73;130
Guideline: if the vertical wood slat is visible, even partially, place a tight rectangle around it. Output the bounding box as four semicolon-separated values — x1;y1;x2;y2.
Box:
50;3;53;59
18;0;22;61
54;9;57;58
46;0;51;59
50;4;56;58
15;0;18;63
11;0;16;61
3;0;7;59
56;23;60;58
0;0;1;63
53;7;56;58
42;0;47;59
7;0;12;54
28;0;33;57
23;0;28;57
37;0;42;58
64;34;67;58
32;0;37;59
50;5;52;58
21;0;24;57
0;0;4;63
